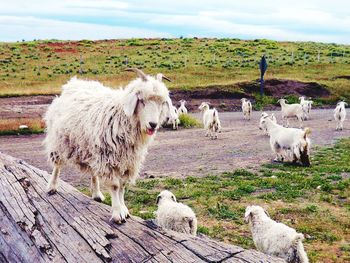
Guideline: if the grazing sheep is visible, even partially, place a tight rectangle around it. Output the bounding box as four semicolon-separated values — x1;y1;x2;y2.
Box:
155;190;197;236
44;68;172;223
334;101;347;131
245;205;309;263
178;100;188;115
198;102;221;139
260;117;311;166
299;97;313;120
259;112;277;136
241;98;253;120
278;99;304;128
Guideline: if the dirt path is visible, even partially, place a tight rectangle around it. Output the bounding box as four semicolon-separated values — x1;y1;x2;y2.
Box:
0;109;349;188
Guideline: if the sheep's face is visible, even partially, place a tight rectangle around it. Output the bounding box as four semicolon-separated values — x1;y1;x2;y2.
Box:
123;77;172;136
244;205;270;224
156;190;177;205
259;115;268;130
137;96;170;136
199;102;209;111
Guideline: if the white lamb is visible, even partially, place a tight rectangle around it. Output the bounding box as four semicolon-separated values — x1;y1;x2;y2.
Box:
299;97;313;120
259;112;277;136
334;101;347;131
155;190;197;236
260;117;311;166
245;205;309;263
44;68;172;223
278;99;304;128
241;98;253;120
178;100;188;115
198;102;221;139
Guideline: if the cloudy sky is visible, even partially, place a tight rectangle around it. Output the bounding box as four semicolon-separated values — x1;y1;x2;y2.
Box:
1;0;350;43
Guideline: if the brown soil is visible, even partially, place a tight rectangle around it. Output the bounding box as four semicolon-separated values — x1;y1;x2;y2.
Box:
0;109;348;189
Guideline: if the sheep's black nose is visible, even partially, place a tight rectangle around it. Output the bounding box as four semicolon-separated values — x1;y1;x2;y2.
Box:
149;122;157;129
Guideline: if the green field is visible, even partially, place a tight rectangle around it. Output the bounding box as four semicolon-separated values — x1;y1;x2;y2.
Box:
80;139;350;262
0;38;350;99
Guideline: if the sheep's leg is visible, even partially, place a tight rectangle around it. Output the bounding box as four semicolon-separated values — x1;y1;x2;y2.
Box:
119;183;129;218
47;164;61;194
91;175;105;202
110;183;126;224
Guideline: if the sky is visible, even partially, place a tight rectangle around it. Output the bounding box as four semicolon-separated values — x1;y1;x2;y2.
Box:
1;0;350;44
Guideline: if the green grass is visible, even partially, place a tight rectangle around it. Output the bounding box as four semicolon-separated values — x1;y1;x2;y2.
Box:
79;138;350;262
178;114;202;128
1;38;350;99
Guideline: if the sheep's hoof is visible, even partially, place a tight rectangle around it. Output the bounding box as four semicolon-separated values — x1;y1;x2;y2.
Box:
47;189;57;195
93;197;103;203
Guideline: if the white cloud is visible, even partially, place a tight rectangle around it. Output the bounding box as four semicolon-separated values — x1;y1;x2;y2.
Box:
1;0;350;43
0;16;171;41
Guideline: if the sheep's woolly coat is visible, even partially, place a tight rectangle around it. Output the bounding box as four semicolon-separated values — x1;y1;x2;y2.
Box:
44;76;170;184
334;101;347;130
245;206;309;263
155;190;197;236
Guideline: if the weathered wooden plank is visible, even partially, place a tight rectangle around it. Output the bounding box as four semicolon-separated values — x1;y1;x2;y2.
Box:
0;152;285;263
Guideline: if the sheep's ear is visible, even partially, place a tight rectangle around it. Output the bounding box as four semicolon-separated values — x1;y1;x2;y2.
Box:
171;195;177;202
244;211;252;223
156;195;161;204
123;91;142;116
345;102;348;106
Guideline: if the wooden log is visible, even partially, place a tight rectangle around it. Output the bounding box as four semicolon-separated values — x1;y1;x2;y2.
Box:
0;152;285;263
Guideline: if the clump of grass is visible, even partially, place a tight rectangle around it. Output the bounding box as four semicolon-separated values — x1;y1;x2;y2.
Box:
0;118;45;135
178;114;202;128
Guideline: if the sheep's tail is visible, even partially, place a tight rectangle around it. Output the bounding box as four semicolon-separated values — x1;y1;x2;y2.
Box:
293;234;309;263
303;128;311;139
188;217;197;236
213;109;219;122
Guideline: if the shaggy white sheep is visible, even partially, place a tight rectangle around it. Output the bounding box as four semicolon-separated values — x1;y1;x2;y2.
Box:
178;100;188;115
44;68;172;223
334;101;347;131
155;190;197;236
241;98;253;120
245;205;309;263
260;117;311;166
259;112;277;136
299;97;313;120
198;102;221;139
278;99;304;128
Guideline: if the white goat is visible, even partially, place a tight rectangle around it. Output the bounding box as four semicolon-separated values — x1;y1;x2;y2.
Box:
260;117;311;166
155;190;197;236
334;101;347;131
241;98;253;120
259;112;277;136
178;100;188;115
278;99;304;128
245;205;309;263
165;106;180;130
299;97;313;120
44;68;172;223
198;102;221;139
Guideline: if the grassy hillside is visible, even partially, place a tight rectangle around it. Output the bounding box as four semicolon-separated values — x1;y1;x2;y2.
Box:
0;38;350;98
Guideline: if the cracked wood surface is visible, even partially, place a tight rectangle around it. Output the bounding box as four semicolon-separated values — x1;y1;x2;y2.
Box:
0;152;285;263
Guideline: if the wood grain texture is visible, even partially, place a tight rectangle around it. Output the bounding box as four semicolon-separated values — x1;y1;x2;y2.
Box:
0;152;285;263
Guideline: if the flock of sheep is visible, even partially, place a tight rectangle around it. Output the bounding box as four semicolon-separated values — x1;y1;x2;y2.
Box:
43;68;347;263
